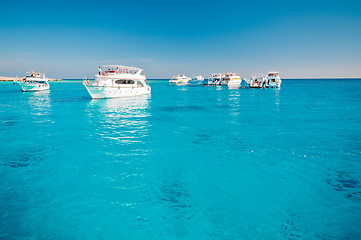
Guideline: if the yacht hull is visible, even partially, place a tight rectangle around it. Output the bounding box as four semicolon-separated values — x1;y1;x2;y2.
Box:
227;80;242;87
269;82;281;88
84;85;151;99
169;81;189;86
250;85;263;88
18;82;50;92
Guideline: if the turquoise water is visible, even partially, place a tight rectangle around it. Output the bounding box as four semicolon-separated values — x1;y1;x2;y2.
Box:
1;80;361;239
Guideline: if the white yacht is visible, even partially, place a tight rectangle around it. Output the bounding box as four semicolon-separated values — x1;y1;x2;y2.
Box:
221;73;242;87
250;74;266;88
83;65;151;99
207;73;224;85
189;75;204;85
266;72;282;88
169;74;191;85
16;71;49;92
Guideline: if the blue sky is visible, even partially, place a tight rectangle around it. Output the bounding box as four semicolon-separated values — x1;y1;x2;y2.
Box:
0;0;360;79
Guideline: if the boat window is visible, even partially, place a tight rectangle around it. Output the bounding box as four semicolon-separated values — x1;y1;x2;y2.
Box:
115;80;135;84
115;80;125;84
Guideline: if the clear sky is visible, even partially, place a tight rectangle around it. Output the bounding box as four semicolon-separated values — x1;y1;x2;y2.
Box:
0;0;360;79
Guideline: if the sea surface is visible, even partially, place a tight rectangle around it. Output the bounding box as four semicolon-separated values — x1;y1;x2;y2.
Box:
1;79;361;239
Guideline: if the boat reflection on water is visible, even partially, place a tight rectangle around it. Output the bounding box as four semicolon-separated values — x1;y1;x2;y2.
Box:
272;88;281;110
228;84;241;89
85;95;151;145
26;90;52;119
227;89;241;118
87;94;150;116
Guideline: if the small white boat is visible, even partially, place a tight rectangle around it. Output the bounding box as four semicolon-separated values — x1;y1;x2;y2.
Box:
207;73;224;85
83;65;151;99
222;73;242;87
189;75;204;85
169;74;191;85
266;72;282;88
250;74;266;88
16;71;49;92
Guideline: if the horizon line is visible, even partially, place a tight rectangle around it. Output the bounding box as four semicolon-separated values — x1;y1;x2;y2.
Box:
60;77;361;80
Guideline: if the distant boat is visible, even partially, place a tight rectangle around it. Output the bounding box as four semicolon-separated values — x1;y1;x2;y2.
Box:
206;73;224;85
266;72;282;88
249;74;266;88
169;74;191;85
83;65;151;99
222;73;242;87
16;71;49;92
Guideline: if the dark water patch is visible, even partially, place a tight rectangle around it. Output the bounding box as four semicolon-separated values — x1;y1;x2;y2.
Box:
160;182;191;208
216;104;230;109
0;120;18;130
279;219;302;240
3;148;44;168
279;210;302;240
326;169;361;201
193;132;212;144
0;116;20;129
195;133;211;140
160;105;205;112
156;181;194;221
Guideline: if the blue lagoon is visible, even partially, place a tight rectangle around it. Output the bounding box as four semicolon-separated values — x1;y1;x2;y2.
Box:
0;79;361;239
